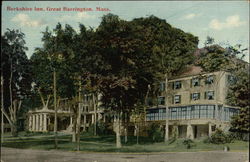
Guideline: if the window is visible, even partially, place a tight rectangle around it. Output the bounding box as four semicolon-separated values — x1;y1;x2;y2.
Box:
170;108;177;119
205;75;214;84
193;105;199;118
192;78;200;87
205;91;214;100
174;95;181;104
191;93;200;100
174;81;182;89
158;96;165;105
159;82;165;91
227;75;236;84
200;105;207;118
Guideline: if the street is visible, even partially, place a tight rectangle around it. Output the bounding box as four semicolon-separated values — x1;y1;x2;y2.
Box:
1;147;248;162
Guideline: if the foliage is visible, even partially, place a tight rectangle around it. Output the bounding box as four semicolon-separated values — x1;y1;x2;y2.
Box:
84;122;113;136
147;123;164;142
1;29;31;136
182;139;195;149
208;129;234;144
96;121;114;135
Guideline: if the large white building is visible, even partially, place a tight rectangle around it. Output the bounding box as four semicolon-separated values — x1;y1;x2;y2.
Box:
146;66;239;139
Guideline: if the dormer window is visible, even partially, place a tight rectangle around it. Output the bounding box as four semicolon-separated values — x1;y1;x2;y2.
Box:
192;78;200;87
174;81;182;89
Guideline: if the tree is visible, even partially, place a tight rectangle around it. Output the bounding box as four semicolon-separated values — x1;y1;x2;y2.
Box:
196;38;249;135
131;16;198;142
92;14;199;147
30;23;79;148
227;67;249;134
1;29;31;136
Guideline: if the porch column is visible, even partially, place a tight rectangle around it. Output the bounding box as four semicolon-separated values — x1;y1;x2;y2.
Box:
83;114;86;131
43;113;47;132
208;122;212;137
35;114;39;131
186;123;194;139
39;114;43;131
70;116;73;125
173;125;179;138
32;115;35;131
29;115;32;131
92;114;94;124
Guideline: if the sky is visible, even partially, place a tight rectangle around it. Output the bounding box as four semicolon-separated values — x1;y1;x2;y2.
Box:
2;1;249;62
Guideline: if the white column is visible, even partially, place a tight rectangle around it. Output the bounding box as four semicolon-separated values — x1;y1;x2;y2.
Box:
43;114;47;132
32;115;35;131
208;123;212;137
39;114;43;131
29;115;32;131
83;115;86;131
92;114;94;124
70;116;73;125
186;123;194;139
104;114;106;123
35;114;39;131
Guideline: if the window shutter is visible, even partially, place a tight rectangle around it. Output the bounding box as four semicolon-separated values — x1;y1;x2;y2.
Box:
198;93;200;99
190;93;192;100
172;82;175;90
172;96;174;104
179;95;181;103
204;92;207;99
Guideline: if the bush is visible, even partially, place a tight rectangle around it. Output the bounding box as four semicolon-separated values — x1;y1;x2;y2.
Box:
84;122;113;136
182;139;195;149
209;129;233;144
147;123;164;142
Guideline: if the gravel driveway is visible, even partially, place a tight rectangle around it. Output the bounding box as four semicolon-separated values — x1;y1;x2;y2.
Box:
1;147;249;162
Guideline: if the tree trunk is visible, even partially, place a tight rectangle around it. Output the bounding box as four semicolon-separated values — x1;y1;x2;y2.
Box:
10;123;17;137
136;123;139;145
114;113;122;148
164;76;169;142
72;115;76;142
93;94;97;136
77;81;82;151
1;75;4;142
53;69;58;149
124;113;127;144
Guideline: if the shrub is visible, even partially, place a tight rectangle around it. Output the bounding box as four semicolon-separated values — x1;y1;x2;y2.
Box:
209;128;233;144
147;123;164;142
182;139;195;149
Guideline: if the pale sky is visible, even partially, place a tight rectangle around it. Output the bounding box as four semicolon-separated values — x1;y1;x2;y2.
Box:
2;1;249;62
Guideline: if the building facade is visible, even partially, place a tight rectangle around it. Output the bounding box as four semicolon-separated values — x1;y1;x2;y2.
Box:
146;68;239;139
27;94;104;133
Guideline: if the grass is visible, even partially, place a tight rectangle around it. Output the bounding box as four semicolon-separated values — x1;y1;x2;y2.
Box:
2;132;249;153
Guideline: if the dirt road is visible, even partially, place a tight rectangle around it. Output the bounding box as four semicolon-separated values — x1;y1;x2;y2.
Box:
1;147;248;162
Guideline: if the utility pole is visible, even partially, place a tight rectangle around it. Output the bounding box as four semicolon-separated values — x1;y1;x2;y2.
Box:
53;69;58;149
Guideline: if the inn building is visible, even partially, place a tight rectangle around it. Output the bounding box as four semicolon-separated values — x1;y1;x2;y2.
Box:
27;94;104;132
146;66;239;139
27;65;239;139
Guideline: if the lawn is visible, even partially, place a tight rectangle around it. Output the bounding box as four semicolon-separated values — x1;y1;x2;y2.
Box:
2;132;249;152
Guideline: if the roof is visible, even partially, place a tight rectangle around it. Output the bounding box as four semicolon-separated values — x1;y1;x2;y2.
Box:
170;65;204;80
